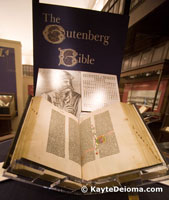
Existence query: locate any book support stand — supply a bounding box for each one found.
[3,157,169,196]
[2,96,169,199]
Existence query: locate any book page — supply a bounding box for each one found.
[0,162,9,182]
[80,118,95,166]
[36,68,81,117]
[122,103,164,165]
[81,72,120,112]
[80,102,164,181]
[11,97,81,179]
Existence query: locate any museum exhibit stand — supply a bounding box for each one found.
[1,0,169,200]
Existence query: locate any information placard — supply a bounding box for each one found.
[33,0,129,88]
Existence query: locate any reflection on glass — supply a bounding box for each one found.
[0,95,12,107]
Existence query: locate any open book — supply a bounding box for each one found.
[4,96,165,186]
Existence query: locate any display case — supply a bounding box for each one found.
[3,156,169,195]
[0,94,16,138]
[120,60,169,114]
[120,60,169,142]
[0,38,24,136]
[0,94,16,117]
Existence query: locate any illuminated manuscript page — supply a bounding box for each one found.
[79,102,164,181]
[10,97,164,182]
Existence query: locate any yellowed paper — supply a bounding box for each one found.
[80,103,164,180]
[10,97,164,182]
[11,97,81,179]
[0,162,9,182]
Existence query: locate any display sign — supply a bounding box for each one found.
[33,0,129,88]
[36,68,120,116]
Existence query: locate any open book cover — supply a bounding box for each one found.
[3,96,165,188]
